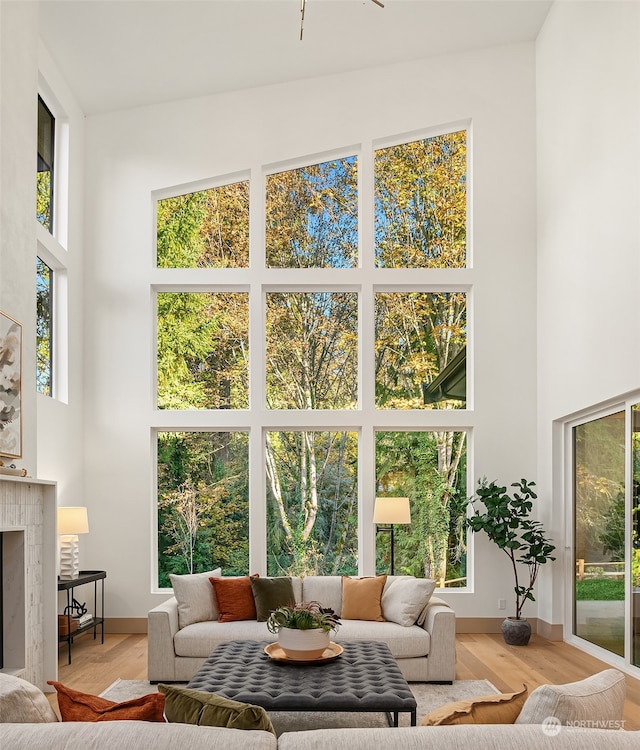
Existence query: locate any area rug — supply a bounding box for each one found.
[101,678,497,733]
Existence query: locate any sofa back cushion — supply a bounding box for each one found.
[515,669,625,726]
[169,568,222,628]
[301,576,342,614]
[0,673,58,723]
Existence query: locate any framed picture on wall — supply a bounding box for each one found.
[0,310,22,459]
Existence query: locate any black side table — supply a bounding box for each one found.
[57,569,106,664]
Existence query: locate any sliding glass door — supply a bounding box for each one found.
[572,401,640,669]
[573,411,625,656]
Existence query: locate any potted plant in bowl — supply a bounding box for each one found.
[466,478,556,645]
[266,601,341,660]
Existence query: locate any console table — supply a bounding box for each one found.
[57,570,106,664]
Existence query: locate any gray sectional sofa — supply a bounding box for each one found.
[147,573,456,683]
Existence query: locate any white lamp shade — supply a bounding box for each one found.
[57,506,89,535]
[373,497,411,525]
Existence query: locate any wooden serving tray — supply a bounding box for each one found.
[264,641,344,664]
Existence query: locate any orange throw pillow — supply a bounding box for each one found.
[210,575,257,622]
[47,681,165,722]
[420,685,528,725]
[341,575,387,621]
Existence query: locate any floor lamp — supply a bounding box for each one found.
[373,497,411,575]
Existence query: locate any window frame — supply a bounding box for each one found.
[151,127,473,592]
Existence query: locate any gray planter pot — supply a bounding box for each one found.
[501,617,531,646]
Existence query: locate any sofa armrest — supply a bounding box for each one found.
[420,596,456,682]
[148,596,179,683]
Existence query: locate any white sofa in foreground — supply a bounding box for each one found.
[147,573,456,683]
[0,668,634,749]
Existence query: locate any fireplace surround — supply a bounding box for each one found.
[0,476,57,689]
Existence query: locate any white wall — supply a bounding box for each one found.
[536,2,640,628]
[82,42,538,619]
[0,2,38,470]
[36,43,87,524]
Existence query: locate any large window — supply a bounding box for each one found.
[154,128,469,586]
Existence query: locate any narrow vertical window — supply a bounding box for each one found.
[37,96,55,233]
[36,257,53,396]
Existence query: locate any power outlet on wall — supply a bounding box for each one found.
[498,598,506,610]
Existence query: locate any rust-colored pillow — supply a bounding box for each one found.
[47,681,165,722]
[210,575,258,622]
[420,685,528,725]
[341,575,387,621]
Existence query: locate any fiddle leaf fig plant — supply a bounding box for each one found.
[466,478,556,620]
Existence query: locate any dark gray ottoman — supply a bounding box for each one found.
[187,639,417,727]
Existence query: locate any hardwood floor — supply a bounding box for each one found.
[51,631,640,729]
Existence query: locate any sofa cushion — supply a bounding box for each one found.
[47,681,165,722]
[210,576,257,622]
[158,684,275,733]
[250,576,296,621]
[170,568,222,628]
[174,619,274,658]
[421,685,528,725]
[0,673,58,723]
[334,619,430,658]
[0,721,279,749]
[301,576,342,614]
[341,575,387,621]
[382,577,436,626]
[515,669,625,726]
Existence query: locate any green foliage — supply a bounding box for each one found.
[575,578,625,601]
[266,158,357,269]
[36,171,52,231]
[266,602,341,634]
[155,135,470,583]
[375,431,466,583]
[157,431,249,587]
[466,478,556,619]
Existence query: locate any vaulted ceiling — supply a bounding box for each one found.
[38,0,552,115]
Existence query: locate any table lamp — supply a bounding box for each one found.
[374,497,411,575]
[58,506,89,580]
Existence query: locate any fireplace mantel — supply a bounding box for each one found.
[0,476,57,689]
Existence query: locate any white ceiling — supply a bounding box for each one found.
[38,0,553,115]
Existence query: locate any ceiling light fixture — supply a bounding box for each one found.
[300,0,384,41]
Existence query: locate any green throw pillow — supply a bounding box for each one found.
[250,576,295,622]
[158,684,275,733]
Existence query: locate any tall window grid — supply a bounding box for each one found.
[153,127,471,588]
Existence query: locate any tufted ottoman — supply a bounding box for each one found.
[187,640,417,727]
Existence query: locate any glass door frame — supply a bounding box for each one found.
[563,395,639,676]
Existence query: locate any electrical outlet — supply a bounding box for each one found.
[498,598,506,610]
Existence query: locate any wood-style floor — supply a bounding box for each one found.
[51,631,640,729]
